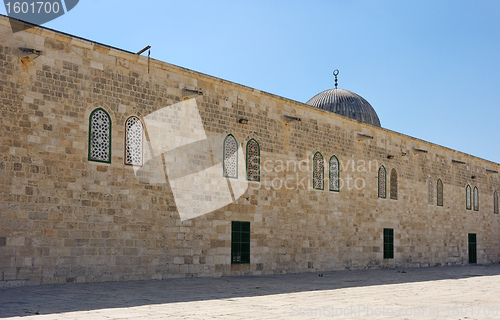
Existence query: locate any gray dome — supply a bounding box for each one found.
[306,88,381,127]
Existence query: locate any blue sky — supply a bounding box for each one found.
[3,0,500,163]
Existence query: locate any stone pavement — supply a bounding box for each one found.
[1,264,500,320]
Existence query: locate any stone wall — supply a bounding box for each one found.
[1,16,499,286]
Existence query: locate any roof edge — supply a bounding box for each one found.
[0,14,498,166]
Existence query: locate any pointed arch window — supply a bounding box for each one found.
[436,179,443,206]
[124,116,143,166]
[494,190,498,214]
[329,155,340,192]
[223,134,238,178]
[466,185,472,210]
[428,178,434,204]
[313,152,324,190]
[473,186,479,211]
[246,139,260,181]
[378,166,386,198]
[88,108,111,163]
[390,168,398,200]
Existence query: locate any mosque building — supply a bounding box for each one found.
[1,15,499,286]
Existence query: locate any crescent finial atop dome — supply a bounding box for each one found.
[333,69,339,89]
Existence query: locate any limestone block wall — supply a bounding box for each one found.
[1,16,499,286]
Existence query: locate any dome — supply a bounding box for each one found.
[306,88,381,127]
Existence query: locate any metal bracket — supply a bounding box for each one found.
[284,115,301,122]
[413,147,428,153]
[357,133,373,140]
[182,88,203,100]
[19,47,42,60]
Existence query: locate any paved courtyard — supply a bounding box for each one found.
[1,264,500,319]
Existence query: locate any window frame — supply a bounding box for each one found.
[329,155,340,192]
[466,185,472,210]
[428,178,434,205]
[88,108,112,164]
[124,115,144,166]
[312,151,324,190]
[378,166,387,199]
[383,228,394,259]
[473,186,479,211]
[390,168,398,200]
[223,134,238,179]
[231,221,250,264]
[468,233,477,264]
[494,190,499,214]
[436,178,443,207]
[245,138,260,182]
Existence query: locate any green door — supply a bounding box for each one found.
[468,233,477,264]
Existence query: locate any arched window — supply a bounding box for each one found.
[124,116,143,166]
[329,155,340,192]
[390,168,398,200]
[473,186,479,211]
[223,134,238,178]
[494,190,499,214]
[88,108,111,163]
[378,166,386,198]
[246,139,260,181]
[466,185,472,210]
[313,152,324,190]
[428,178,434,204]
[436,179,443,206]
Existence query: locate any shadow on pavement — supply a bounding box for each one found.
[1,264,499,318]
